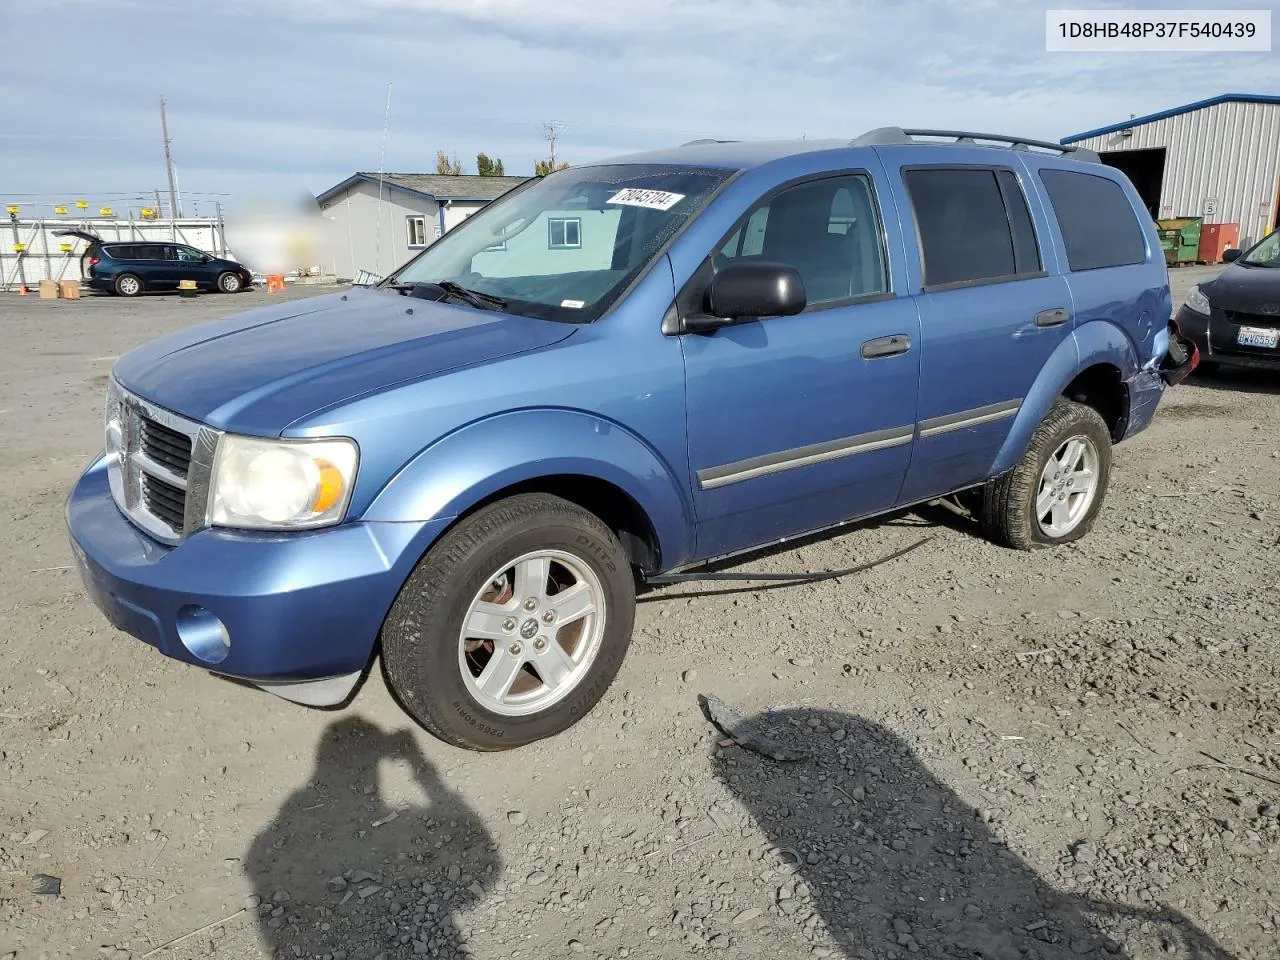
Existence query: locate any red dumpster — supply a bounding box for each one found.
[1198,223,1240,263]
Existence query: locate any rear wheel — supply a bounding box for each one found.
[114,273,143,297]
[217,271,243,294]
[980,399,1111,550]
[381,493,635,750]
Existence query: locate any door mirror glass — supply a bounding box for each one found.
[1222,247,1242,263]
[700,261,806,326]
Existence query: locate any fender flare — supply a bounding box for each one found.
[362,407,696,569]
[990,321,1139,474]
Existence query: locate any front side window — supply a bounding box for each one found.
[407,216,426,248]
[905,167,1043,288]
[715,174,889,305]
[177,246,204,262]
[1240,230,1280,267]
[389,164,733,323]
[1039,169,1146,271]
[548,217,582,249]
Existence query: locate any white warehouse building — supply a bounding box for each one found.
[317,172,529,280]
[1061,93,1280,250]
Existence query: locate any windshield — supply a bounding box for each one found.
[1241,230,1280,267]
[387,163,734,322]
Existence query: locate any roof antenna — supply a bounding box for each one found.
[375,82,393,276]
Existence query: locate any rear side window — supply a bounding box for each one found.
[904,168,1043,289]
[103,245,131,259]
[1039,169,1147,271]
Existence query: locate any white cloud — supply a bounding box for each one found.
[2,0,1277,210]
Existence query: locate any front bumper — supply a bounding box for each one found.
[66,454,446,704]
[1176,304,1280,370]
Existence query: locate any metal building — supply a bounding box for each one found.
[1061,93,1280,249]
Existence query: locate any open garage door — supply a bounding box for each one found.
[1100,148,1165,220]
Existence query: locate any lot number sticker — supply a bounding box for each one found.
[607,188,685,211]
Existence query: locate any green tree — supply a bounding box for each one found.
[476,153,505,177]
[534,159,570,176]
[435,150,463,175]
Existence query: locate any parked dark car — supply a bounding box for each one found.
[1176,229,1280,371]
[53,230,253,297]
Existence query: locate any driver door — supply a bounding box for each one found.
[679,172,922,558]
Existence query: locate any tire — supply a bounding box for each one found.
[217,271,243,294]
[381,493,635,750]
[980,399,1112,550]
[114,273,143,297]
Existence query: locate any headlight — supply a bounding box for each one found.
[208,435,358,530]
[1185,284,1210,315]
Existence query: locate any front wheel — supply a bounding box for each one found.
[381,494,635,750]
[217,271,243,293]
[980,399,1112,550]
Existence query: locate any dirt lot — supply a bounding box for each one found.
[2,272,1277,960]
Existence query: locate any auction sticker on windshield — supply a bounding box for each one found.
[608,188,685,211]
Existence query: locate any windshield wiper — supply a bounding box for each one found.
[438,281,507,310]
[386,280,508,310]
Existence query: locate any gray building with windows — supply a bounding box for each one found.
[316,172,529,280]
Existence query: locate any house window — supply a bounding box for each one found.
[407,216,426,248]
[548,217,581,249]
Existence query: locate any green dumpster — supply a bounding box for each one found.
[1156,217,1203,266]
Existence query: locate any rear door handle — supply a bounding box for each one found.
[1035,307,1069,327]
[861,334,912,359]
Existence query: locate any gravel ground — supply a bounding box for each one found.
[1,270,1277,960]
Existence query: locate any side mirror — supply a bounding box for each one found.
[1222,248,1242,263]
[684,261,806,333]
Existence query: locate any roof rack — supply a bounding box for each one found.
[851,127,1101,163]
[680,138,738,146]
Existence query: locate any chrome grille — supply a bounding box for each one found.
[106,381,214,544]
[139,416,192,478]
[141,473,187,531]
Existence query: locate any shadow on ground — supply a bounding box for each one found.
[245,717,499,958]
[712,708,1235,960]
[1188,365,1280,396]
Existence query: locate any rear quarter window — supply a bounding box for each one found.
[1038,169,1147,271]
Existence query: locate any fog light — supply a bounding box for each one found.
[176,605,230,664]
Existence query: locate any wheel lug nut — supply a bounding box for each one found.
[541,610,554,624]
[508,642,522,656]
[533,637,547,651]
[523,598,538,612]
[502,618,517,632]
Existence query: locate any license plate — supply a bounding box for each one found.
[1237,326,1279,349]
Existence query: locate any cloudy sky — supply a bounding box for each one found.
[2,0,1276,215]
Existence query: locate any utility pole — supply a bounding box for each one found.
[543,121,564,169]
[154,189,164,218]
[160,96,180,219]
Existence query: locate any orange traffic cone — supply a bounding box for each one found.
[18,284,29,296]
[266,274,285,293]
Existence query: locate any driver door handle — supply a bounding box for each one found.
[861,334,912,359]
[1035,307,1069,327]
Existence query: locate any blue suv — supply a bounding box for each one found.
[66,130,1190,749]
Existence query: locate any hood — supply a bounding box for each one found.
[113,289,576,434]
[1202,262,1280,314]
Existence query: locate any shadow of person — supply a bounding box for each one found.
[245,717,499,959]
[711,708,1235,960]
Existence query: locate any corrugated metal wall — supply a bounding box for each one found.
[0,218,227,289]
[1072,100,1280,248]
